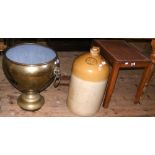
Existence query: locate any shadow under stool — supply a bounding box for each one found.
[93,40,151,108]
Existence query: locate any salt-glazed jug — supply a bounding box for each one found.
[67,46,110,116]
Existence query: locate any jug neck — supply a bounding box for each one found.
[90,46,100,56]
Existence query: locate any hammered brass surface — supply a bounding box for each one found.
[18,92,44,111]
[2,44,59,111]
[3,58,56,92]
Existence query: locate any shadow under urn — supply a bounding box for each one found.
[2,43,61,111]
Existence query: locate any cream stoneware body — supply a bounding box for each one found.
[67,46,110,116]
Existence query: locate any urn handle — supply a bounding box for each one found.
[53,58,61,88]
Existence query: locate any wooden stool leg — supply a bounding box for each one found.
[134,63,154,104]
[145,63,154,87]
[103,63,120,108]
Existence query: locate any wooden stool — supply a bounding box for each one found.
[93,40,151,108]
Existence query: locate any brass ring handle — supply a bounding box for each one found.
[53,76,61,88]
[53,60,61,88]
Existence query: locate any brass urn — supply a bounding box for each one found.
[2,43,61,111]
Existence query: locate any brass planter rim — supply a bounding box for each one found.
[3,42,58,66]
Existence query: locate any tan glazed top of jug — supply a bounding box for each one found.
[72,46,110,82]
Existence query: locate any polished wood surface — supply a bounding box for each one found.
[95,40,150,62]
[103,63,120,108]
[93,39,151,108]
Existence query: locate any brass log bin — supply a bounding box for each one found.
[2,43,61,111]
[67,46,110,116]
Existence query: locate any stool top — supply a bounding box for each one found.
[94,40,150,63]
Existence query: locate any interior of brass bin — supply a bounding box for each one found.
[2,43,60,111]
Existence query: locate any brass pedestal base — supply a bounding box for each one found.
[17,92,44,111]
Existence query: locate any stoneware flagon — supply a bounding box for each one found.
[2,43,61,111]
[67,46,110,116]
